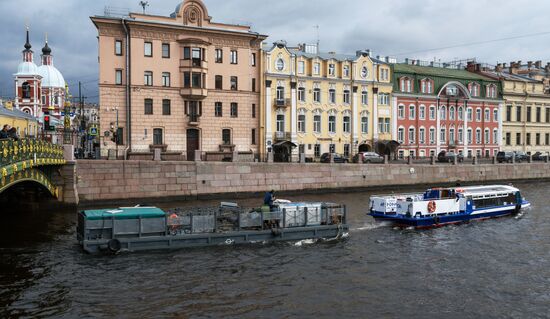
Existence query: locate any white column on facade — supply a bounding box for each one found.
[391,96,398,140]
[290,81,298,161]
[265,80,273,153]
[436,103,441,155]
[352,86,359,154]
[498,103,503,150]
[463,101,469,154]
[373,89,379,140]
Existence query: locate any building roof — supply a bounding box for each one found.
[478,69,540,83]
[15,61,39,76]
[0,103,39,122]
[393,63,496,82]
[37,65,65,88]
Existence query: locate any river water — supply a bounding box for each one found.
[1,181,550,318]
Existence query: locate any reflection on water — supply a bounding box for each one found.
[1,182,550,318]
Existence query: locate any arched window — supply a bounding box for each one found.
[493,109,499,122]
[313,114,321,133]
[449,106,455,120]
[398,127,405,143]
[458,107,464,120]
[476,108,482,122]
[298,114,306,133]
[467,108,473,121]
[343,116,351,133]
[408,127,415,144]
[328,115,336,133]
[467,128,473,144]
[440,106,446,120]
[493,129,498,144]
[484,129,490,144]
[419,105,426,119]
[440,126,446,143]
[409,105,415,120]
[484,109,490,122]
[419,127,425,144]
[361,116,368,134]
[22,82,31,99]
[476,128,482,144]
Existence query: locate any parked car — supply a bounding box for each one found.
[496,151,528,163]
[353,152,385,163]
[320,153,349,163]
[437,150,464,163]
[532,152,549,161]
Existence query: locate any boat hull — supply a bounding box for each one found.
[369,202,530,229]
[81,224,349,254]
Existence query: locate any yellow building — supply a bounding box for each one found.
[261,42,392,161]
[0,100,40,138]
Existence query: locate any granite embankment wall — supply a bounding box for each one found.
[74,160,550,203]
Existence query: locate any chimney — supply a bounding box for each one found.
[535,60,542,69]
[467,61,476,72]
[495,63,503,72]
[528,61,533,68]
[503,63,507,68]
[509,61,519,74]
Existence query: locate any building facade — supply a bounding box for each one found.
[392,62,503,159]
[261,42,393,161]
[0,100,39,138]
[470,62,550,153]
[91,0,266,159]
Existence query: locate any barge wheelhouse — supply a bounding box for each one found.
[368,185,530,228]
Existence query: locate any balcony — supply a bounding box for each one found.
[188,113,201,126]
[180,58,208,71]
[180,87,208,99]
[274,98,291,108]
[274,132,291,141]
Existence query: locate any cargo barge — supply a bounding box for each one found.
[77,201,348,253]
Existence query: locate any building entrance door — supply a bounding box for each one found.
[186,129,200,161]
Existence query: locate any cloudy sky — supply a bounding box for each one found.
[1,0,550,102]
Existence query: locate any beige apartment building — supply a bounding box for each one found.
[91,0,266,159]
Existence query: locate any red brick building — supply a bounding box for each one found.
[391,62,503,159]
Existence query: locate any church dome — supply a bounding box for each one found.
[37,65,65,88]
[15,61,39,76]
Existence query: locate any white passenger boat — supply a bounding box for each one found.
[368,185,530,228]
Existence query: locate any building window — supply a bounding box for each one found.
[343,65,350,77]
[378,94,389,105]
[115,70,123,85]
[546,133,549,145]
[467,129,473,144]
[162,72,170,87]
[230,76,238,90]
[458,128,464,143]
[429,128,435,144]
[298,61,305,74]
[493,109,499,122]
[546,108,550,123]
[343,90,350,104]
[222,129,232,145]
[215,49,223,63]
[536,107,541,122]
[418,106,425,120]
[252,104,256,118]
[469,83,479,97]
[441,128,447,143]
[380,68,389,81]
[328,116,336,133]
[484,129,490,144]
[215,102,222,117]
[467,108,473,121]
[162,43,170,58]
[526,133,531,145]
[429,106,436,120]
[506,132,511,145]
[361,90,368,105]
[115,40,123,56]
[252,78,256,92]
[215,75,223,90]
[162,99,171,115]
[516,105,522,122]
[22,82,31,99]
[343,116,350,133]
[344,144,350,158]
[328,64,335,76]
[536,133,541,145]
[475,129,481,144]
[314,144,321,157]
[313,88,321,103]
[144,41,152,57]
[298,114,306,133]
[527,106,532,122]
[276,86,285,101]
[440,106,446,120]
[361,116,368,134]
[183,47,191,59]
[251,129,256,145]
[397,105,405,119]
[313,62,320,75]
[408,127,415,144]
[419,128,425,144]
[144,98,153,115]
[409,105,415,120]
[506,105,512,122]
[450,128,455,143]
[144,71,153,86]
[458,107,464,120]
[314,115,321,133]
[230,50,238,64]
[484,109,490,122]
[153,128,163,145]
[192,73,202,88]
[329,88,336,104]
[230,103,238,117]
[400,77,412,92]
[398,127,404,143]
[449,106,455,120]
[251,53,256,66]
[276,114,285,133]
[276,59,285,71]
[516,132,521,145]
[298,87,306,102]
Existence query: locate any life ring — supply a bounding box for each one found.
[427,201,437,213]
[108,239,121,253]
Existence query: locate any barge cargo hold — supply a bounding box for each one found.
[368,185,530,228]
[77,201,348,253]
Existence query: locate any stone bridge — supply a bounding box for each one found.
[0,139,78,204]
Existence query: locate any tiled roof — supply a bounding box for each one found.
[393,63,497,82]
[0,105,39,121]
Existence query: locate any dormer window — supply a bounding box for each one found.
[469,82,480,97]
[313,62,320,75]
[420,79,433,94]
[400,77,412,93]
[486,84,497,98]
[328,63,335,76]
[343,65,350,77]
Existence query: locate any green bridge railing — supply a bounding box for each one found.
[1,139,66,195]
